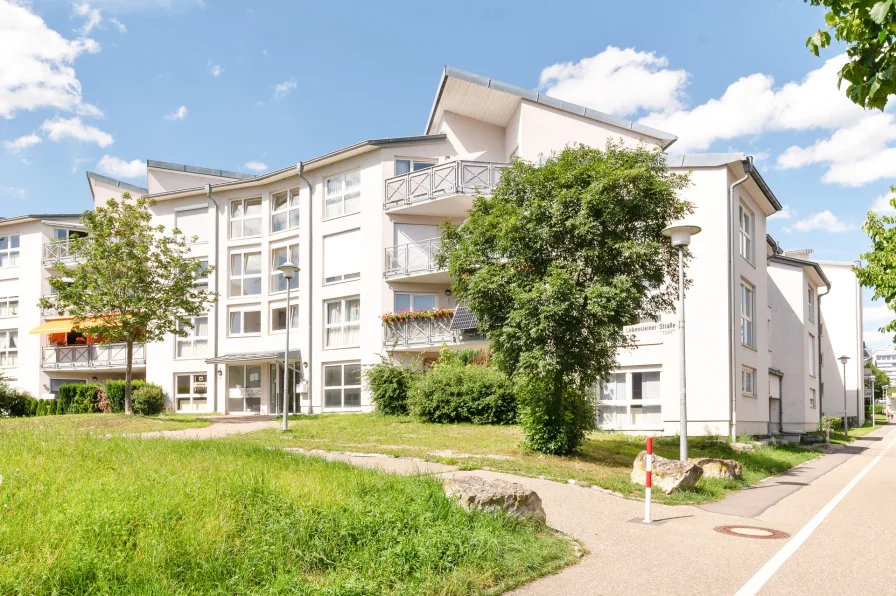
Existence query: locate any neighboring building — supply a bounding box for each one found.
[873,347,896,387]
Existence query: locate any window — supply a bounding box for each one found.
[229,306,261,336]
[739,204,754,264]
[808,334,816,376]
[230,250,262,296]
[325,298,360,348]
[53,228,86,242]
[0,297,18,318]
[0,235,20,268]
[176,316,208,359]
[323,362,362,409]
[598,370,662,428]
[271,303,299,332]
[742,367,757,396]
[271,188,301,233]
[195,259,209,292]
[323,230,360,284]
[394,293,436,313]
[324,172,360,219]
[227,365,261,413]
[808,286,815,323]
[50,378,83,393]
[175,206,209,244]
[270,243,300,293]
[740,282,755,348]
[0,330,17,366]
[230,198,262,238]
[810,388,817,409]
[175,373,208,412]
[395,159,436,175]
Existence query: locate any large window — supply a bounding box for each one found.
[323,230,360,284]
[227,365,261,413]
[176,316,208,359]
[0,296,18,318]
[230,250,262,296]
[395,158,436,175]
[0,330,18,366]
[175,206,209,244]
[808,286,815,323]
[598,370,661,428]
[175,373,208,412]
[324,172,360,220]
[271,303,299,333]
[271,188,300,233]
[0,235,20,268]
[325,298,360,348]
[270,243,300,293]
[394,293,436,313]
[230,198,262,239]
[742,366,757,396]
[740,282,755,348]
[739,204,754,264]
[323,362,362,409]
[808,334,816,376]
[229,306,261,336]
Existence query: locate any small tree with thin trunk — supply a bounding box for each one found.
[39,195,216,414]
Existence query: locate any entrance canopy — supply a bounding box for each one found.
[206,350,301,365]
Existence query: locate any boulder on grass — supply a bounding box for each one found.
[631,451,703,494]
[443,476,546,522]
[730,442,755,453]
[689,457,743,480]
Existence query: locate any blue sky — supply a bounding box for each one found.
[1,0,894,346]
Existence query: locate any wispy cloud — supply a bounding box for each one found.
[40,117,113,147]
[243,161,267,172]
[109,16,126,32]
[72,2,102,34]
[209,62,223,77]
[3,133,42,153]
[768,204,793,221]
[164,105,188,120]
[96,155,145,179]
[273,78,296,100]
[869,190,896,216]
[2,186,27,199]
[785,210,856,234]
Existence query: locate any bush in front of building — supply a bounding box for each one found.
[58,384,100,414]
[104,380,148,413]
[0,386,39,417]
[131,384,166,416]
[364,355,421,416]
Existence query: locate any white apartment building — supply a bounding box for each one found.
[873,347,896,387]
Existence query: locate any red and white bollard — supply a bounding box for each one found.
[643,437,653,524]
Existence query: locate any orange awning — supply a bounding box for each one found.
[29,318,75,335]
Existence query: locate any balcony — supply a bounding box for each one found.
[42,239,84,267]
[42,342,146,370]
[40,295,66,318]
[384,160,508,216]
[383,237,450,283]
[382,310,485,350]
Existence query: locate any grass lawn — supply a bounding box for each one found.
[0,413,211,435]
[0,423,576,595]
[828,418,890,444]
[230,414,820,505]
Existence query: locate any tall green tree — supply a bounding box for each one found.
[40,195,216,414]
[804,0,896,110]
[868,363,890,398]
[857,185,896,341]
[439,143,691,455]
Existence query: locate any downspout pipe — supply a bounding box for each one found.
[205,183,221,413]
[297,162,314,415]
[817,283,831,428]
[778,374,784,434]
[728,157,752,442]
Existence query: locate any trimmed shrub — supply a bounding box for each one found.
[58,384,100,414]
[408,362,516,425]
[515,372,596,455]
[364,355,421,416]
[0,386,38,417]
[132,384,165,416]
[104,380,148,413]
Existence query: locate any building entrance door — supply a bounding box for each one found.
[269,363,301,415]
[226,364,262,413]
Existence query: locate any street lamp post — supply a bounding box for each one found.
[839,355,850,436]
[871,377,876,428]
[662,221,702,461]
[278,261,300,432]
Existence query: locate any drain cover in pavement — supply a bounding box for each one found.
[714,525,789,540]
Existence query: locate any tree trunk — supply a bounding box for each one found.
[124,340,133,415]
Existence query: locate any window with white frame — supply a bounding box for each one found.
[740,282,755,348]
[324,172,360,219]
[0,297,18,318]
[230,250,262,296]
[810,387,817,409]
[598,370,662,428]
[323,362,362,409]
[739,204,754,264]
[229,198,262,239]
[271,303,299,333]
[742,366,757,396]
[175,373,208,412]
[229,306,261,336]
[271,188,300,233]
[175,206,209,244]
[808,286,815,322]
[394,293,436,313]
[325,298,360,348]
[0,235,20,268]
[176,315,208,359]
[0,330,18,366]
[395,158,437,175]
[323,230,360,284]
[270,243,300,293]
[808,334,816,376]
[195,259,209,292]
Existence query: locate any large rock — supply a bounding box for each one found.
[631,451,703,494]
[689,457,743,480]
[443,476,546,522]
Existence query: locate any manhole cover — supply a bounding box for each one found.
[714,525,789,540]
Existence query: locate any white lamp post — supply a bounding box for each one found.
[662,221,702,461]
[278,261,300,431]
[839,355,850,436]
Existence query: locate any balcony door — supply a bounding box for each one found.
[394,224,439,274]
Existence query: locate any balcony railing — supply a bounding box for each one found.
[42,342,146,370]
[42,239,84,266]
[384,160,508,210]
[384,237,443,278]
[40,294,65,318]
[383,316,456,348]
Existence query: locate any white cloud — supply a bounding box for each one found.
[2,186,26,198]
[768,204,793,221]
[164,105,187,120]
[785,210,856,233]
[273,79,296,100]
[96,154,145,179]
[72,3,102,34]
[209,63,223,77]
[109,17,126,32]
[243,161,267,172]
[870,190,896,215]
[3,133,41,152]
[538,46,688,117]
[864,305,895,325]
[864,329,892,350]
[40,116,113,147]
[0,1,102,119]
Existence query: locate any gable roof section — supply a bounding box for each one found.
[668,153,782,213]
[0,213,83,228]
[146,160,257,181]
[425,66,678,148]
[86,171,148,201]
[769,254,832,290]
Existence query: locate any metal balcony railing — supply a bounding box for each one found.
[42,239,84,266]
[384,237,443,278]
[383,316,457,348]
[42,342,146,369]
[384,160,508,210]
[40,295,65,317]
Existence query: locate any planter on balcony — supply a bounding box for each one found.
[382,309,456,348]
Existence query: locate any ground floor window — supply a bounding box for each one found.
[742,366,757,396]
[809,387,817,409]
[323,362,361,409]
[598,370,661,428]
[175,373,208,412]
[0,329,18,366]
[49,378,84,394]
[227,365,261,412]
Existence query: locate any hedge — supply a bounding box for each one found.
[104,380,148,413]
[0,386,39,417]
[57,384,100,414]
[408,361,516,425]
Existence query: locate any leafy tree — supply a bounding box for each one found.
[804,0,896,109]
[40,195,216,414]
[439,143,691,455]
[868,363,890,398]
[858,185,896,341]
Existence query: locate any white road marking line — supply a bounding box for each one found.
[735,433,896,596]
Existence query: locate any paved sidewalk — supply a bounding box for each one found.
[136,415,279,439]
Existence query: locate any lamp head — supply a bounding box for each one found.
[839,355,851,365]
[662,221,702,248]
[278,261,299,279]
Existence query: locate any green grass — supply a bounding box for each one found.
[230,414,820,505]
[0,413,211,435]
[0,423,576,595]
[828,418,890,444]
